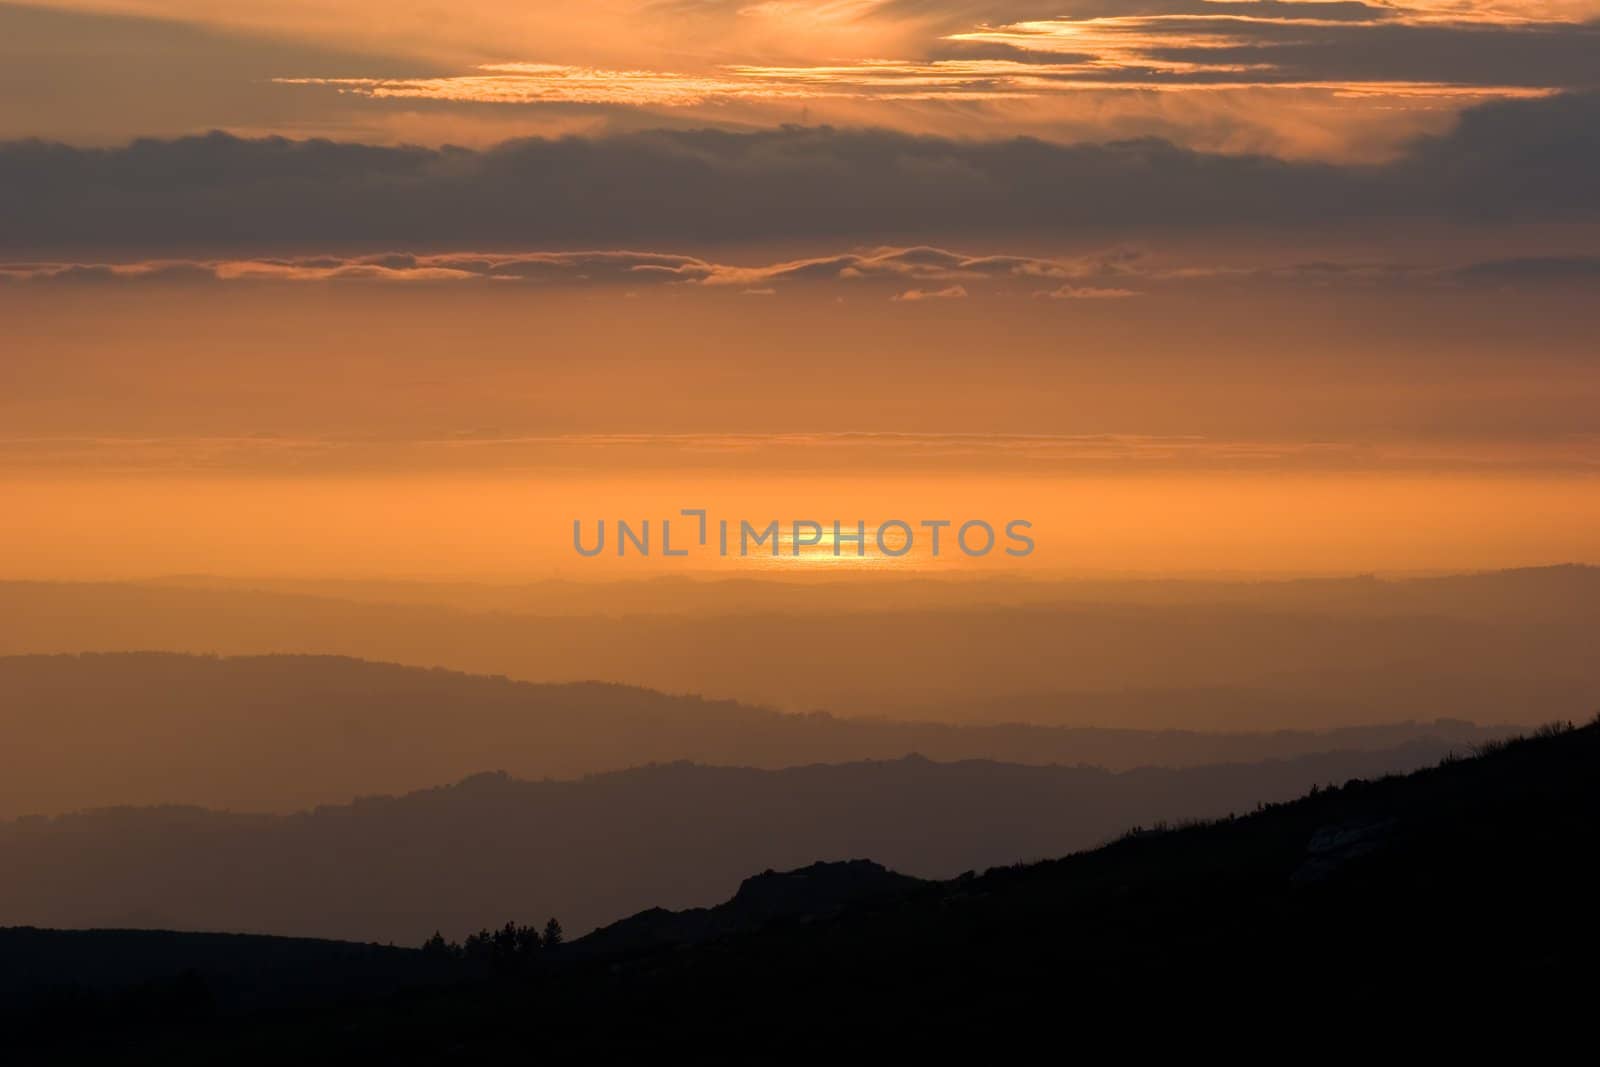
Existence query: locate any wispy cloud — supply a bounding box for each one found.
[892,284,970,300]
[1037,284,1140,300]
[274,1,1598,109]
[0,246,1132,289]
[13,1,1598,157]
[6,245,1595,295]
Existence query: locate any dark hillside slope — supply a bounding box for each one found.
[596,716,1598,1046]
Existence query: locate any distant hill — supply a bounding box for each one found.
[9,716,1597,1059]
[2,567,1596,727]
[120,564,1600,621]
[0,652,1514,818]
[1,739,1479,942]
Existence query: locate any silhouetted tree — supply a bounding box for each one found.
[492,922,519,962]
[462,928,495,965]
[422,920,551,974]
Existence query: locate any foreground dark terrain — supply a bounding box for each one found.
[7,714,1597,1060]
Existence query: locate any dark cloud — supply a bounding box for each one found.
[1125,21,1600,89]
[1,92,1596,252]
[923,40,1098,64]
[865,0,1394,25]
[658,2,1599,91]
[1452,255,1600,285]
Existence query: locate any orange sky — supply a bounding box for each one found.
[3,275,1596,580]
[3,471,1598,579]
[3,1,1597,583]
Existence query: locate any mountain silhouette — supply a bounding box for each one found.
[8,715,1596,1058]
[3,567,1596,728]
[0,742,1467,942]
[0,651,1517,818]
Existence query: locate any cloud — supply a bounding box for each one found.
[5,244,1595,299]
[274,2,1599,104]
[1450,254,1600,284]
[1,91,1595,252]
[11,1,1598,158]
[268,2,1593,103]
[892,284,969,300]
[937,2,1600,91]
[1038,284,1140,299]
[0,246,1139,290]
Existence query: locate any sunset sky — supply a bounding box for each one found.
[3,0,1597,578]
